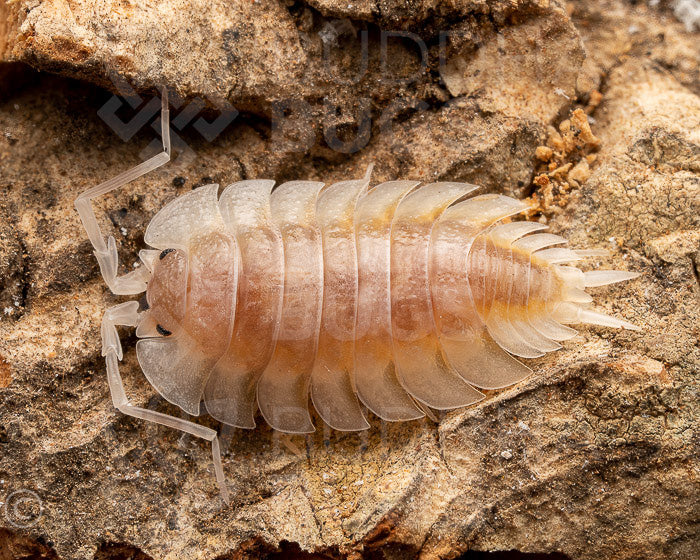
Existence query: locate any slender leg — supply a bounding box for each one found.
[75,89,172,295]
[102,302,230,503]
[413,399,439,423]
[280,434,304,457]
[218,424,237,454]
[358,424,368,453]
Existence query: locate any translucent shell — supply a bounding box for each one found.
[389,182,484,409]
[431,194,534,389]
[144,184,225,250]
[257,181,325,433]
[136,178,641,432]
[354,181,424,421]
[204,180,283,429]
[311,176,371,431]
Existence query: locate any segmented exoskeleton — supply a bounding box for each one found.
[75,92,640,502]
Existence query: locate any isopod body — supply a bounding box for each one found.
[135,174,640,434]
[75,91,639,501]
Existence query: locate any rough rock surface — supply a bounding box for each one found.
[0,1,698,559]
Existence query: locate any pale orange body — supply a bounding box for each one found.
[133,177,636,435]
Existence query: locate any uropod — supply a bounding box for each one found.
[75,91,640,502]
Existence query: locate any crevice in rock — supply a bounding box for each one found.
[434,425,456,478]
[458,552,572,560]
[0,529,583,560]
[0,528,59,560]
[93,542,154,560]
[17,235,29,318]
[689,251,700,290]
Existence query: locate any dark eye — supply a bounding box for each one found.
[156,324,172,336]
[159,248,176,260]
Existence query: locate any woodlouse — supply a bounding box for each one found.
[75,92,640,502]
